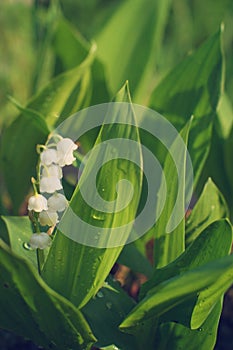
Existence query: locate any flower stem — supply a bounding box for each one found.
[32,212,45,275]
[37,249,45,275]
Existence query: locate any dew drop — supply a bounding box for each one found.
[97,290,104,298]
[23,242,32,250]
[92,213,105,221]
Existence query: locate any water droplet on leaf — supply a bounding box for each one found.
[97,290,104,298]
[92,213,105,221]
[23,242,32,250]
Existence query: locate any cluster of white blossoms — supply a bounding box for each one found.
[28,136,78,249]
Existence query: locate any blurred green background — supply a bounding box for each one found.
[1,0,233,214]
[0,0,232,127]
[0,1,233,349]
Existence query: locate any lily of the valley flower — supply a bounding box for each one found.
[47,192,68,212]
[38,210,59,226]
[40,149,58,166]
[56,138,78,167]
[40,176,63,193]
[28,194,48,212]
[42,164,63,179]
[29,232,52,249]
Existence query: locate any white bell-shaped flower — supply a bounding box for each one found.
[29,232,52,249]
[42,164,63,179]
[56,138,78,167]
[47,192,68,212]
[28,194,48,212]
[40,176,62,193]
[40,149,58,166]
[38,210,58,226]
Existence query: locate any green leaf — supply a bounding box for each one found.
[121,220,232,330]
[152,118,192,268]
[52,18,90,72]
[141,219,232,297]
[1,40,109,211]
[120,253,233,331]
[155,301,222,350]
[1,216,36,267]
[149,28,224,186]
[96,0,172,102]
[42,83,143,308]
[0,110,49,212]
[82,277,137,350]
[0,240,95,350]
[185,178,229,245]
[28,46,104,127]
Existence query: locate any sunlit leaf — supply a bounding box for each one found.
[185,178,228,245]
[42,83,143,308]
[96,0,172,102]
[121,220,232,330]
[150,28,224,186]
[1,216,36,267]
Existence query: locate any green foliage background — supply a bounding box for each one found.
[0,1,233,350]
[0,0,233,211]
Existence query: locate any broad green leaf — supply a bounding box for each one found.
[141,219,232,298]
[53,18,90,72]
[120,251,233,331]
[1,216,36,267]
[186,178,228,245]
[121,220,232,330]
[0,110,49,212]
[82,277,137,350]
[96,0,171,102]
[149,28,224,186]
[27,46,102,127]
[0,240,95,350]
[42,84,143,308]
[155,301,222,350]
[152,118,192,268]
